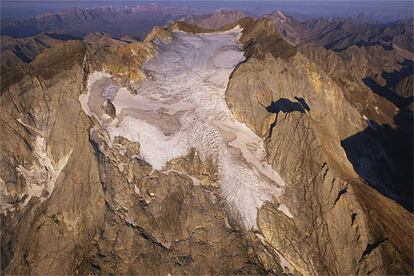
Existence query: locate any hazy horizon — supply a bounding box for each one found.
[2,0,413,21]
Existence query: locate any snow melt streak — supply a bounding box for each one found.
[84,27,288,230]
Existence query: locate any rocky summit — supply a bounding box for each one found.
[0,4,413,275]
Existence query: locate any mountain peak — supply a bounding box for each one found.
[181,9,247,30]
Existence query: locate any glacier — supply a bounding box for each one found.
[81,26,290,230]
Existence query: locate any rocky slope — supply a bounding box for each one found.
[1,16,413,275]
[303,17,413,53]
[297,42,413,210]
[1,33,81,65]
[268,12,413,112]
[225,18,413,274]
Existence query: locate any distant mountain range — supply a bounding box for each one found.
[1,4,194,39]
[2,5,413,52]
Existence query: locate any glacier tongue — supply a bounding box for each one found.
[82,26,288,230]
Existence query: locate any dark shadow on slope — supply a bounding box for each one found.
[341,109,413,212]
[46,32,82,41]
[266,97,310,114]
[12,46,32,63]
[355,40,393,50]
[363,77,413,108]
[363,60,414,108]
[294,96,311,111]
[265,97,310,141]
[382,59,413,88]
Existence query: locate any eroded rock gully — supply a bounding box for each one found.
[0,19,412,275]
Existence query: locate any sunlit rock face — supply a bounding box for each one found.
[81,27,288,230]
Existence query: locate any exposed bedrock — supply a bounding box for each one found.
[225,18,413,274]
[1,41,106,274]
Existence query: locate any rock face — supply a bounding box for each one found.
[226,18,413,274]
[298,43,413,212]
[269,13,413,199]
[262,13,413,106]
[0,39,105,274]
[1,15,413,276]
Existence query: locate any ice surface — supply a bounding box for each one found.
[81,26,291,229]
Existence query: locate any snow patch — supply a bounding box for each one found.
[278,203,294,218]
[134,184,141,195]
[15,136,72,208]
[79,71,112,118]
